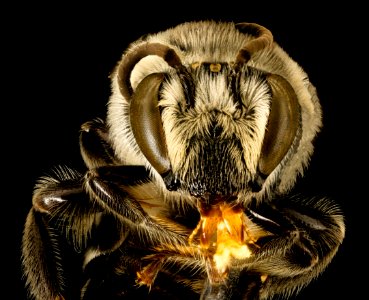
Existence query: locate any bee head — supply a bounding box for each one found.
[108,21,320,205]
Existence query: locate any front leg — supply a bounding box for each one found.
[83,164,188,247]
[22,119,188,299]
[80,118,189,247]
[240,195,345,299]
[22,166,188,300]
[22,167,119,300]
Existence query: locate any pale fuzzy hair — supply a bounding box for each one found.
[159,68,271,178]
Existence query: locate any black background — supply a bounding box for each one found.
[7,2,365,299]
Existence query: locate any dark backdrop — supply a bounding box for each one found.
[8,3,364,299]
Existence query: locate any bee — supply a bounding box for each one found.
[21,20,345,300]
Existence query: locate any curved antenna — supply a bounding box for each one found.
[235,23,274,65]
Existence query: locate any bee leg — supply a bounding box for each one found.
[84,165,153,224]
[80,119,185,242]
[80,119,155,231]
[79,118,120,169]
[136,244,204,288]
[84,165,187,246]
[22,169,91,300]
[244,196,345,299]
[22,166,131,300]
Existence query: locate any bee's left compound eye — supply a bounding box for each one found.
[116,43,184,183]
[130,73,171,176]
[258,74,301,177]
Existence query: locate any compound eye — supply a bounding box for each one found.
[258,74,301,177]
[130,73,171,177]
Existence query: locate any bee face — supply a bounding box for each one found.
[160,64,272,198]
